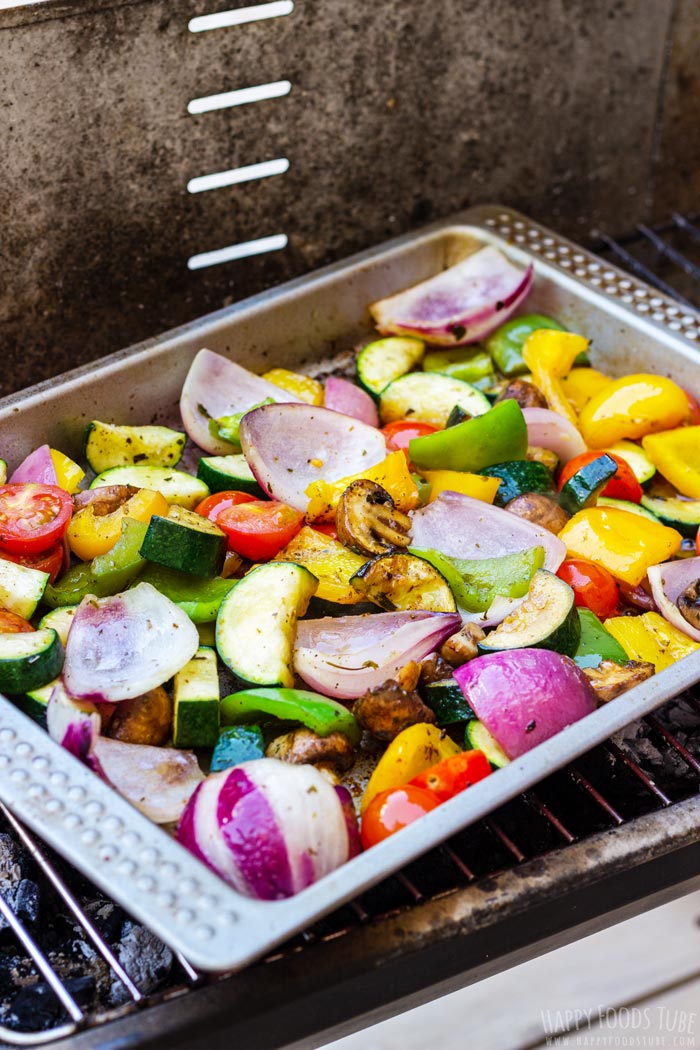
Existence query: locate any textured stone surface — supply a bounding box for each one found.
[0,0,682,393]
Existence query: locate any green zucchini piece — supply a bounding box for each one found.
[559,453,617,515]
[350,552,457,612]
[604,442,656,484]
[640,494,700,537]
[137,564,236,623]
[197,621,216,646]
[220,686,361,745]
[356,337,425,397]
[409,399,527,472]
[479,460,555,507]
[0,560,49,619]
[15,680,55,728]
[423,347,495,386]
[0,460,6,485]
[445,405,470,428]
[196,454,265,496]
[140,506,226,577]
[411,546,545,613]
[216,562,317,687]
[379,372,490,428]
[38,606,78,646]
[574,608,628,669]
[173,647,220,747]
[210,725,265,772]
[0,630,63,694]
[477,570,581,657]
[90,465,209,509]
[84,421,186,473]
[422,679,475,725]
[485,314,568,377]
[598,497,660,522]
[209,399,274,451]
[465,720,510,768]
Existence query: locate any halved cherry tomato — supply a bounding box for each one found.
[696,527,700,558]
[0,609,34,633]
[410,749,491,802]
[0,484,72,556]
[381,420,439,463]
[0,543,64,584]
[556,558,619,620]
[685,389,700,426]
[360,785,440,849]
[557,451,642,504]
[312,522,339,540]
[195,491,258,521]
[212,500,304,561]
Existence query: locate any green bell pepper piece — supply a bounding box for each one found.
[220,687,361,745]
[210,398,275,450]
[423,348,495,386]
[574,608,628,668]
[137,564,236,622]
[43,517,148,608]
[410,546,545,612]
[210,725,265,772]
[409,399,528,472]
[485,314,569,376]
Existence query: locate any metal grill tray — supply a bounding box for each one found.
[2,204,700,973]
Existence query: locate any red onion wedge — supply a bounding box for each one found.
[648,558,700,642]
[47,681,103,774]
[63,583,199,702]
[94,738,204,825]
[455,648,597,759]
[176,758,356,898]
[240,403,387,512]
[9,444,58,486]
[410,491,566,571]
[370,247,534,347]
[522,408,587,465]
[180,349,299,455]
[324,376,379,427]
[294,610,461,699]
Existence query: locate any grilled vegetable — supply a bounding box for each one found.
[647,558,700,641]
[522,330,589,428]
[67,488,169,560]
[94,737,203,825]
[275,526,368,604]
[90,466,209,510]
[505,493,570,534]
[306,450,418,523]
[439,622,486,665]
[356,336,425,397]
[521,407,586,465]
[423,346,495,386]
[598,497,659,522]
[361,722,461,812]
[352,678,436,740]
[173,647,220,748]
[324,376,379,426]
[494,378,547,409]
[410,747,492,800]
[580,375,690,448]
[140,506,227,577]
[107,685,173,746]
[351,552,457,612]
[210,725,265,773]
[464,720,510,768]
[479,460,555,507]
[196,454,265,497]
[558,453,618,514]
[419,470,500,505]
[0,558,49,619]
[411,545,544,613]
[485,313,568,376]
[582,659,655,702]
[0,630,63,694]
[604,441,656,484]
[266,728,356,771]
[137,564,236,622]
[603,611,700,671]
[379,373,490,428]
[422,678,476,725]
[477,570,580,657]
[84,421,186,473]
[221,686,361,743]
[408,399,527,472]
[361,785,440,848]
[335,479,411,556]
[573,608,628,668]
[558,507,682,586]
[640,494,700,537]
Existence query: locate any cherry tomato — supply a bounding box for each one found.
[0,610,35,633]
[381,421,439,461]
[557,451,642,504]
[409,750,491,802]
[196,491,258,521]
[696,527,700,558]
[312,522,339,540]
[556,558,619,620]
[0,543,65,584]
[685,389,700,426]
[360,785,440,849]
[213,500,304,561]
[0,484,72,556]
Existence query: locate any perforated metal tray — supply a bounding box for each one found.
[1,205,699,972]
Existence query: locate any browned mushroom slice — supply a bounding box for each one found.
[440,622,486,667]
[582,659,655,703]
[352,679,436,741]
[335,479,411,556]
[73,485,140,517]
[505,492,570,534]
[677,580,700,631]
[350,552,457,612]
[265,728,356,772]
[419,651,456,685]
[495,379,548,409]
[106,685,173,745]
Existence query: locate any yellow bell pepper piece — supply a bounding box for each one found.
[50,449,85,494]
[305,451,419,522]
[522,330,589,428]
[560,367,612,413]
[67,489,169,561]
[578,374,689,449]
[361,723,461,813]
[642,426,700,498]
[274,526,367,604]
[558,507,681,586]
[262,368,324,406]
[604,612,700,672]
[421,470,500,504]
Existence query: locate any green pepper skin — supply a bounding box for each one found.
[220,687,361,745]
[411,546,545,612]
[574,608,628,668]
[485,314,567,376]
[210,725,265,772]
[423,348,495,386]
[409,399,528,472]
[43,518,149,608]
[138,564,236,622]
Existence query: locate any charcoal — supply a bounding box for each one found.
[83,899,126,943]
[8,974,94,1032]
[109,921,173,1005]
[0,833,40,940]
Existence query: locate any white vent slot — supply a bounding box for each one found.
[187,158,289,194]
[187,233,288,270]
[188,80,291,115]
[189,2,294,32]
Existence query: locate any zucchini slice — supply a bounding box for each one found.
[90,465,209,509]
[479,460,555,507]
[356,337,425,397]
[210,725,265,772]
[15,679,55,728]
[216,562,318,687]
[605,441,656,484]
[465,720,510,768]
[559,453,617,515]
[379,373,491,428]
[598,497,660,523]
[0,630,63,695]
[350,552,457,612]
[477,570,581,657]
[140,506,226,577]
[0,559,49,620]
[38,606,79,646]
[423,679,475,725]
[84,421,186,473]
[196,454,265,497]
[173,647,220,748]
[640,494,700,537]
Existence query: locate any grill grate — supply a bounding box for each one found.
[1,217,700,1044]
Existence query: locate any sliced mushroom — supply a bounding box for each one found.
[265,728,355,771]
[677,580,700,631]
[336,479,411,556]
[73,485,140,517]
[495,379,548,409]
[440,622,486,666]
[106,685,173,746]
[527,445,560,473]
[505,492,570,534]
[419,651,455,685]
[352,679,436,741]
[582,660,655,703]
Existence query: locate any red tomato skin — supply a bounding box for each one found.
[685,390,700,426]
[696,528,700,558]
[0,609,35,633]
[312,522,339,540]
[361,786,440,849]
[0,484,72,556]
[196,491,258,520]
[0,543,64,584]
[381,421,439,458]
[214,500,304,561]
[556,558,619,620]
[410,750,491,802]
[558,452,642,504]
